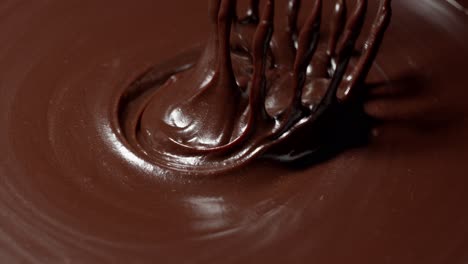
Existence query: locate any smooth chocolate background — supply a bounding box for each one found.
[1,0,468,263]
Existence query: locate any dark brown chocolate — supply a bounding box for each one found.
[121,0,391,175]
[1,0,468,263]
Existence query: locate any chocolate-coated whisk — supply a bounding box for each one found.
[210,0,391,135]
[132,0,393,172]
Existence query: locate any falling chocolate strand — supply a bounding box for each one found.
[216,0,236,84]
[249,0,274,124]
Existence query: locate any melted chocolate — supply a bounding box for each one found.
[124,0,391,174]
[1,0,468,263]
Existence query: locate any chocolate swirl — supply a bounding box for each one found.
[118,0,391,174]
[2,0,468,263]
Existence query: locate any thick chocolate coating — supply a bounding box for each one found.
[1,0,468,263]
[127,0,391,174]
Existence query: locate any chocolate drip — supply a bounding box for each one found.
[126,0,393,174]
[3,0,468,262]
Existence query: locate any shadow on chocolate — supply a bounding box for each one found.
[269,71,459,170]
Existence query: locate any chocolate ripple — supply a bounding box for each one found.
[117,0,391,175]
[1,0,468,263]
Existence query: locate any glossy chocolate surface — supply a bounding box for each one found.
[125,0,391,174]
[1,0,468,263]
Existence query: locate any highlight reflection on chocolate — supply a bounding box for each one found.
[121,0,391,174]
[1,0,468,263]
